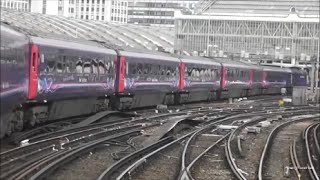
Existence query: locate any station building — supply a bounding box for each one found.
[1,0,29,11]
[174,0,319,66]
[127,0,198,27]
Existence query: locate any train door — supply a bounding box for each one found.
[28,44,39,99]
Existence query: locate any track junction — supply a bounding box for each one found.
[0,96,319,180]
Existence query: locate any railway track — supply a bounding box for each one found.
[305,123,320,180]
[0,106,235,180]
[1,98,319,180]
[258,115,320,180]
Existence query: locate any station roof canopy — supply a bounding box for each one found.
[0,8,175,52]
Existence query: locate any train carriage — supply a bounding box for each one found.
[214,58,252,99]
[113,50,180,110]
[262,66,291,95]
[0,24,29,137]
[176,56,221,104]
[0,23,118,137]
[29,37,117,122]
[238,62,264,97]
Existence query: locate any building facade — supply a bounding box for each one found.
[174,11,320,65]
[1,0,29,11]
[127,0,197,27]
[29,0,128,23]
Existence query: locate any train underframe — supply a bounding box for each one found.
[0,86,289,138]
[0,96,109,138]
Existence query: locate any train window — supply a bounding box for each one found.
[105,61,112,74]
[129,63,136,75]
[144,64,150,75]
[174,67,178,76]
[166,66,171,76]
[151,64,157,75]
[83,60,92,73]
[76,59,83,73]
[98,60,105,74]
[137,63,143,75]
[92,59,98,74]
[160,65,165,76]
[56,62,63,73]
[46,60,55,73]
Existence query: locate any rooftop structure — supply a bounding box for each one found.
[127,0,198,27]
[175,0,320,65]
[1,8,175,52]
[197,0,320,18]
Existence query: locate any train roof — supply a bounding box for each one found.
[178,55,221,66]
[289,68,308,74]
[209,57,251,69]
[261,65,291,73]
[30,36,116,55]
[118,48,180,62]
[237,61,263,70]
[1,22,116,55]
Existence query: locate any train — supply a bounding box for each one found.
[0,23,308,138]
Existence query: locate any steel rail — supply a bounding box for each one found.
[290,140,301,179]
[115,131,195,180]
[258,115,320,180]
[97,136,174,180]
[184,132,231,180]
[305,123,320,180]
[0,124,145,179]
[0,110,207,161]
[97,111,244,180]
[177,111,268,180]
[226,116,269,180]
[29,130,142,180]
[314,124,320,156]
[0,123,143,163]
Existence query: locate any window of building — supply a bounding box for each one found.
[58,7,63,11]
[81,15,84,18]
[96,8,99,12]
[112,1,114,5]
[81,0,84,3]
[81,7,84,11]
[121,2,124,6]
[101,16,104,20]
[102,0,105,4]
[111,17,114,21]
[91,15,94,20]
[112,9,114,13]
[102,8,104,12]
[86,7,89,11]
[97,0,100,4]
[124,18,126,22]
[86,15,89,19]
[91,7,94,11]
[92,0,94,3]
[96,16,99,20]
[87,0,89,3]
[71,8,74,13]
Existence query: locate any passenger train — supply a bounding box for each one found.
[0,23,308,138]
